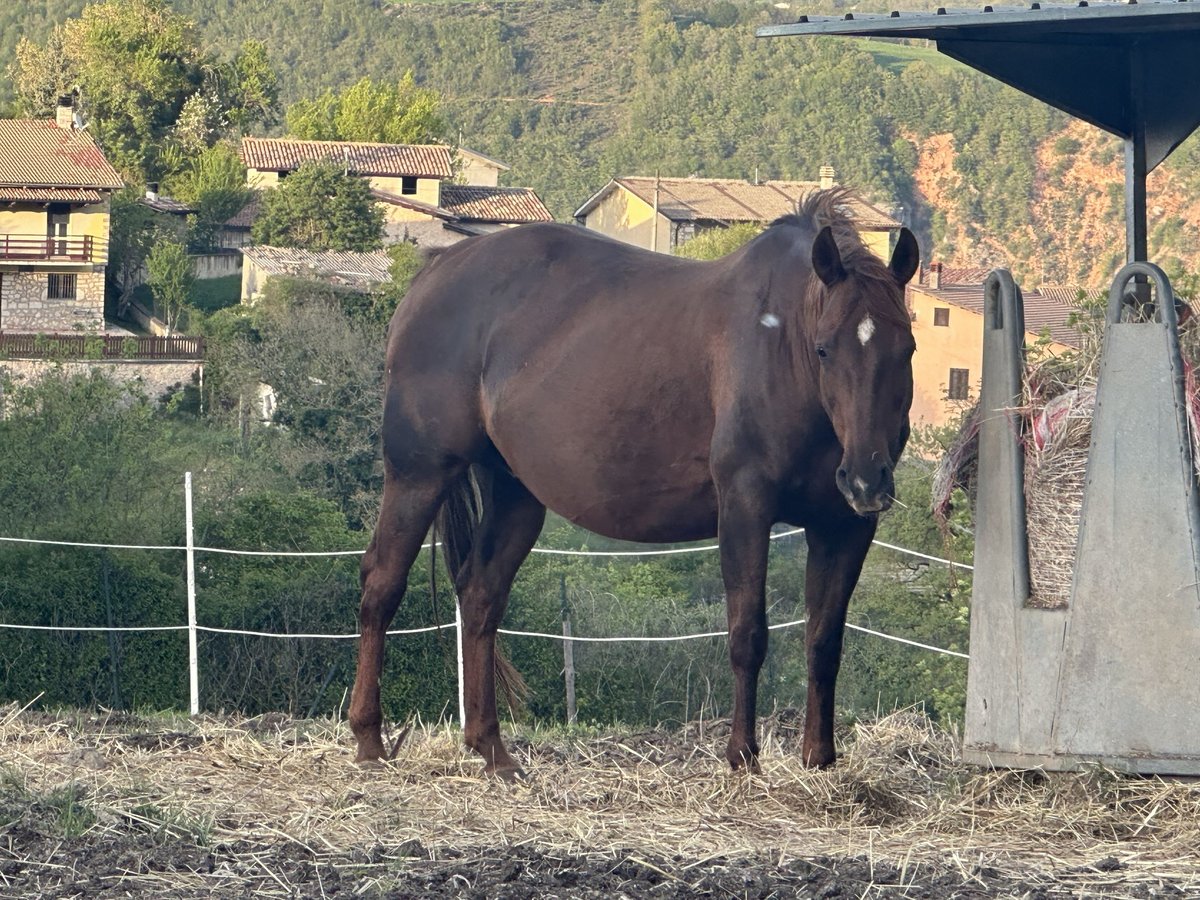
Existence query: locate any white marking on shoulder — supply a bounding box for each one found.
[857,314,876,346]
[760,313,780,329]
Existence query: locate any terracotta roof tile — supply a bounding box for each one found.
[224,192,263,229]
[440,185,552,223]
[241,138,454,178]
[0,186,105,203]
[576,177,900,230]
[0,120,122,190]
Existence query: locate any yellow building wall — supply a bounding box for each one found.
[0,201,110,265]
[909,288,1074,430]
[583,190,672,252]
[458,157,501,187]
[861,229,892,262]
[246,168,280,189]
[368,175,440,207]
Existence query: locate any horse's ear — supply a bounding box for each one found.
[812,226,846,287]
[888,227,920,287]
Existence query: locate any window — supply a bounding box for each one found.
[948,368,970,400]
[401,176,418,195]
[934,307,950,327]
[47,273,77,300]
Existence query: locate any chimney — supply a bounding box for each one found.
[929,262,942,290]
[145,182,159,202]
[55,95,75,130]
[819,165,836,190]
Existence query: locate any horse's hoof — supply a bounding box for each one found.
[487,764,528,783]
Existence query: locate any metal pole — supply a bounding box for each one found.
[184,472,199,716]
[455,597,466,729]
[560,574,577,726]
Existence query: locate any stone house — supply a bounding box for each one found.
[237,138,552,248]
[573,167,901,260]
[0,99,123,333]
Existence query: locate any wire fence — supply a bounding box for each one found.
[0,473,973,723]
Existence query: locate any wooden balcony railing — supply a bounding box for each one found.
[0,332,205,361]
[0,235,103,262]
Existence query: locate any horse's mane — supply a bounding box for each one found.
[770,188,909,328]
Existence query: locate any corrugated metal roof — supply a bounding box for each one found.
[440,185,553,223]
[576,177,900,229]
[140,195,194,214]
[0,187,106,203]
[241,138,454,178]
[0,120,123,190]
[241,246,393,286]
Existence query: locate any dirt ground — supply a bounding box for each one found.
[1,707,1197,898]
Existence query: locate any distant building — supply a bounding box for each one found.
[0,98,123,333]
[573,167,902,260]
[238,138,551,248]
[240,245,394,303]
[907,264,1082,428]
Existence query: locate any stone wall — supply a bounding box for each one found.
[1,358,203,404]
[0,270,106,332]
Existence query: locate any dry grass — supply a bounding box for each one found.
[1,704,1198,896]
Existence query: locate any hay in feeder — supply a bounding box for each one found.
[934,308,1200,609]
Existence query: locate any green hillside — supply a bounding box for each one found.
[6,0,1200,285]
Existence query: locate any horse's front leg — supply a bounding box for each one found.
[717,481,773,772]
[801,517,876,767]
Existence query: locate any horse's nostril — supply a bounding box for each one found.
[836,467,848,483]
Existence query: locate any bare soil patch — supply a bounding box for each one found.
[1,705,1197,898]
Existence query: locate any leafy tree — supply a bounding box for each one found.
[251,160,384,252]
[9,0,277,182]
[107,188,162,316]
[287,73,446,144]
[674,223,761,260]
[170,142,253,252]
[146,238,195,334]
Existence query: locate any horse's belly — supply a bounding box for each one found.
[488,400,719,542]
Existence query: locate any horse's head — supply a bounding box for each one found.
[811,225,919,516]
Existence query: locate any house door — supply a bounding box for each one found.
[47,207,69,256]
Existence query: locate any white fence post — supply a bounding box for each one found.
[455,597,466,729]
[185,472,199,716]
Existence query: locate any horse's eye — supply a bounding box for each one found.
[816,345,828,360]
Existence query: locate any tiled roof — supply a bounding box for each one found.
[0,186,105,203]
[223,192,263,230]
[440,185,552,223]
[910,278,1083,349]
[370,188,456,220]
[241,246,393,287]
[575,177,900,230]
[241,138,454,178]
[0,120,123,190]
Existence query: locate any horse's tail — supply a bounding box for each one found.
[435,466,530,716]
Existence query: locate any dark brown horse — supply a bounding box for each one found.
[350,189,919,776]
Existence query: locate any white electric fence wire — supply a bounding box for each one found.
[0,529,973,569]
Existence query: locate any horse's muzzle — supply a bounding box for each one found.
[836,460,895,516]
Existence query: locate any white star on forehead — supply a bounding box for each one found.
[760,313,780,329]
[857,314,875,346]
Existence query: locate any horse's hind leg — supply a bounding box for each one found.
[454,470,545,778]
[350,469,453,762]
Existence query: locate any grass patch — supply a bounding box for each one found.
[190,274,242,313]
[39,783,97,838]
[864,38,962,75]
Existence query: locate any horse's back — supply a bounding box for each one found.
[383,224,732,540]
